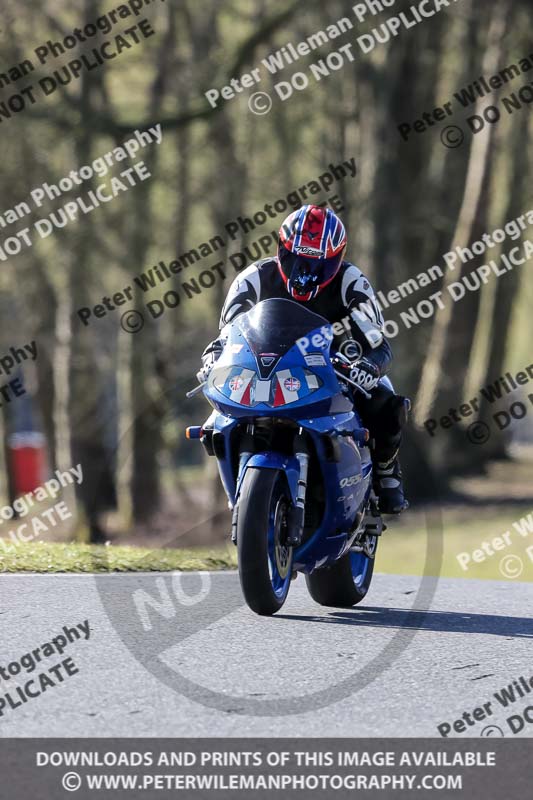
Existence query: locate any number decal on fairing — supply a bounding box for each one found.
[340,475,362,488]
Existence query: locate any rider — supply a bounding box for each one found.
[200,204,409,514]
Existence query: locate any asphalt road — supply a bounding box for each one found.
[1,571,532,737]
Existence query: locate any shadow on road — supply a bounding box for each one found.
[277,606,533,638]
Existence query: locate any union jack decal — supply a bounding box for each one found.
[228,376,244,392]
[283,377,301,392]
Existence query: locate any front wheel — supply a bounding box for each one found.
[305,538,377,607]
[237,468,293,616]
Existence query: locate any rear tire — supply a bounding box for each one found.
[237,468,293,616]
[305,544,376,607]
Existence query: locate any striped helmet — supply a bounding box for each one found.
[277,205,347,301]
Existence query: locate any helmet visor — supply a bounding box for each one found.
[278,245,344,294]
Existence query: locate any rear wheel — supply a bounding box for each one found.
[237,468,293,615]
[305,537,377,607]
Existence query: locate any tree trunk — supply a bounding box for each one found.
[68,0,118,542]
[414,1,512,428]
[130,2,176,523]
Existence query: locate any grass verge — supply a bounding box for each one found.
[0,542,237,574]
[1,505,531,581]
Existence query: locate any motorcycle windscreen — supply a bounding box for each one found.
[235,298,330,358]
[209,298,333,408]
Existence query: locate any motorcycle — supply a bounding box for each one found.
[186,297,385,616]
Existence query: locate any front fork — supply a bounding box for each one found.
[285,432,309,547]
[230,426,310,547]
[231,425,255,544]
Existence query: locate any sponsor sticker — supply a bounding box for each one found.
[304,353,327,367]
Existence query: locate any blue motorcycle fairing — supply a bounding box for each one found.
[198,298,375,574]
[292,417,372,572]
[208,412,372,573]
[204,308,352,419]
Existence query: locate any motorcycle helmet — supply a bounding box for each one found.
[277,204,347,301]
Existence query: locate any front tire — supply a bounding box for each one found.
[237,468,293,616]
[305,541,376,607]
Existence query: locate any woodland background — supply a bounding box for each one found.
[0,0,531,547]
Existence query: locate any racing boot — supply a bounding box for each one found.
[373,451,409,515]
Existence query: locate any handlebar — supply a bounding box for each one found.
[185,382,206,399]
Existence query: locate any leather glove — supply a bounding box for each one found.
[336,356,380,392]
[196,338,225,384]
[196,363,212,384]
